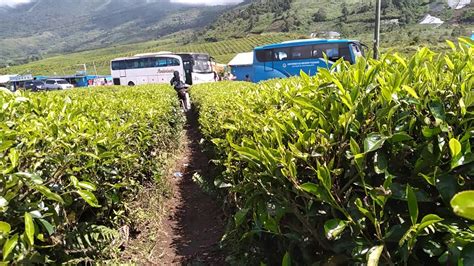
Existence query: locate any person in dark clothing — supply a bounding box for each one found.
[170,71,188,102]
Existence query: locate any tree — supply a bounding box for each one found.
[312,8,328,22]
[341,4,349,22]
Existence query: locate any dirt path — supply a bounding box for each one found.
[151,111,226,265]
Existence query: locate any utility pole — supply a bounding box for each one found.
[374,0,382,59]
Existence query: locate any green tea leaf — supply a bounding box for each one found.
[34,185,64,203]
[8,148,20,169]
[374,152,387,174]
[367,245,384,266]
[445,56,455,70]
[324,219,348,240]
[0,140,14,153]
[24,212,35,246]
[0,221,11,234]
[419,173,435,186]
[406,185,418,225]
[317,164,332,192]
[282,251,291,266]
[436,174,458,203]
[389,132,413,143]
[355,198,375,224]
[451,191,474,221]
[402,85,419,99]
[422,127,441,138]
[78,181,97,191]
[418,214,443,232]
[15,172,43,185]
[449,138,462,158]
[460,243,474,266]
[70,176,79,187]
[38,219,55,235]
[429,101,446,122]
[364,133,386,153]
[350,137,360,155]
[234,208,249,227]
[76,190,101,208]
[2,233,18,261]
[300,183,332,203]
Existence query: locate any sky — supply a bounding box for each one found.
[170,0,243,5]
[0,0,244,7]
[0,0,33,7]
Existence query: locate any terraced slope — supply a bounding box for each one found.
[0,34,299,76]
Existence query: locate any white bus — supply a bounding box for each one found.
[110,52,215,86]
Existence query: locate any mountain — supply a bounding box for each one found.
[193,0,473,43]
[0,0,230,66]
[0,0,472,70]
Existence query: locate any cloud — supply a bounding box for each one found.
[170,0,243,5]
[0,0,244,8]
[0,0,33,7]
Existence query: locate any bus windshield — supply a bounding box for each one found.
[192,54,212,73]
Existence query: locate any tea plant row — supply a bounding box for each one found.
[191,39,474,265]
[0,85,184,263]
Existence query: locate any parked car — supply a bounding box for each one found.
[24,80,46,91]
[44,79,74,90]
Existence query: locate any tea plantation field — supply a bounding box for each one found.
[0,33,299,76]
[1,38,473,264]
[191,38,474,265]
[0,85,184,263]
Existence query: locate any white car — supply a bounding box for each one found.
[44,79,74,90]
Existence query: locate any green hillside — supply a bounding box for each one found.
[198,0,473,41]
[1,0,472,76]
[0,0,227,66]
[0,33,299,76]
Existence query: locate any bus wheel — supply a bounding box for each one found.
[128,81,135,86]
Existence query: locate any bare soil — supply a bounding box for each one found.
[146,111,226,265]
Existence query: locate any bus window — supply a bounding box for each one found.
[291,45,312,60]
[192,55,211,73]
[351,43,364,59]
[112,61,124,70]
[157,58,168,67]
[256,49,273,62]
[338,46,352,62]
[131,59,142,69]
[193,60,211,73]
[312,44,352,62]
[167,58,180,66]
[274,48,290,61]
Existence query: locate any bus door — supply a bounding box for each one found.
[350,42,365,62]
[183,60,193,85]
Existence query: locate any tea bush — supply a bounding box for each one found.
[191,39,474,265]
[0,85,184,263]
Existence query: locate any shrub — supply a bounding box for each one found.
[192,38,474,265]
[0,85,184,263]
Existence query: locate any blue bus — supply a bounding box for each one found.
[251,39,365,82]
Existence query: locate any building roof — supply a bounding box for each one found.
[420,14,444,25]
[448,0,471,9]
[0,75,17,83]
[228,52,254,66]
